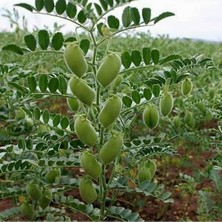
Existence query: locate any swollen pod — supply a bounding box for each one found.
[81,151,102,180]
[99,133,123,165]
[67,97,80,112]
[98,95,122,128]
[26,183,42,202]
[74,115,98,146]
[20,202,35,220]
[143,105,159,130]
[97,52,121,87]
[145,159,157,178]
[64,42,88,77]
[159,93,174,117]
[138,167,152,183]
[39,188,52,209]
[69,76,95,106]
[181,77,193,95]
[79,177,97,204]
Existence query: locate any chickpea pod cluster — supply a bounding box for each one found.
[64,42,124,203]
[20,180,53,220]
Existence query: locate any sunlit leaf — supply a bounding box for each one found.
[58,75,67,94]
[107,0,113,7]
[24,34,36,51]
[143,88,152,100]
[132,91,141,104]
[61,117,69,129]
[80,39,90,55]
[107,15,120,29]
[14,3,34,12]
[142,8,151,24]
[122,6,132,27]
[56,0,66,15]
[99,0,108,11]
[51,32,64,50]
[94,3,102,16]
[39,74,48,92]
[131,50,141,66]
[43,109,50,124]
[122,96,132,107]
[152,84,160,97]
[38,30,50,50]
[77,10,87,23]
[121,51,131,69]
[131,7,140,25]
[35,0,44,11]
[27,76,37,92]
[44,0,54,13]
[151,49,160,64]
[2,44,24,55]
[143,47,151,65]
[53,114,61,127]
[66,2,77,18]
[48,77,59,93]
[159,54,181,65]
[154,12,175,24]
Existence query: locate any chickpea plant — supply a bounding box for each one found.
[0,0,215,221]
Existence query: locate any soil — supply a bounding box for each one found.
[136,150,214,221]
[0,146,217,221]
[0,119,219,221]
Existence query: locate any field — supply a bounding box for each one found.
[0,1,222,221]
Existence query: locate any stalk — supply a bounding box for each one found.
[100,164,108,220]
[89,25,111,221]
[98,126,107,220]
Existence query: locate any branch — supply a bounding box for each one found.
[94,0,139,27]
[120,64,156,75]
[32,12,88,31]
[97,23,154,46]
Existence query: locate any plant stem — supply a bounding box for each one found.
[33,12,87,31]
[96,23,154,46]
[93,0,139,26]
[100,164,108,220]
[96,85,101,109]
[25,50,63,56]
[107,155,120,186]
[89,31,98,72]
[98,126,107,220]
[89,30,101,114]
[119,64,156,75]
[89,25,108,221]
[5,97,14,119]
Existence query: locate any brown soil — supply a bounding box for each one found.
[1,146,217,221]
[109,147,216,221]
[0,119,219,221]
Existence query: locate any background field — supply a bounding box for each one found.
[1,0,222,41]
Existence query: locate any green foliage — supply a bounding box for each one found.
[0,0,221,221]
